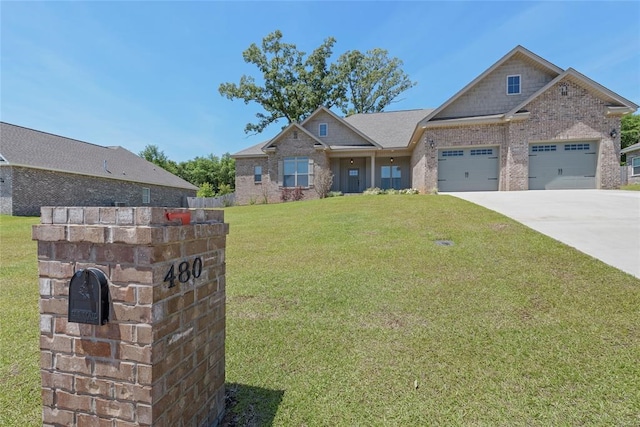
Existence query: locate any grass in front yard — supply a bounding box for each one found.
[620,183,640,191]
[2,195,639,425]
[0,215,41,426]
[225,195,640,425]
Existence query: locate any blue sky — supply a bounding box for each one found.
[2,1,639,162]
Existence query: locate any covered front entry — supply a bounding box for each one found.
[528,142,597,190]
[437,147,499,192]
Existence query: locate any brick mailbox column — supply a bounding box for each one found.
[33,207,229,427]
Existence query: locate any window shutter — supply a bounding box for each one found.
[308,159,314,187]
[278,160,283,186]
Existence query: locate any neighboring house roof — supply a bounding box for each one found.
[622,142,640,154]
[344,109,433,148]
[0,122,197,190]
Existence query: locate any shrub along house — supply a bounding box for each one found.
[0,122,198,216]
[232,45,637,204]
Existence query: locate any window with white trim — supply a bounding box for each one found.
[142,188,150,204]
[283,157,309,187]
[632,157,640,176]
[319,123,328,137]
[254,166,262,183]
[507,75,521,95]
[381,165,402,190]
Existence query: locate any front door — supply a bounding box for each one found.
[348,168,360,193]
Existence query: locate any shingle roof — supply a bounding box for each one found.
[232,140,269,157]
[0,122,198,190]
[344,109,434,148]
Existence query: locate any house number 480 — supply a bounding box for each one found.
[164,257,203,288]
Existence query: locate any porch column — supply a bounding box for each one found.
[370,155,376,188]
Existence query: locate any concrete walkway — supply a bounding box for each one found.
[448,190,640,279]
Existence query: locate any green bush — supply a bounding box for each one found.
[197,182,215,197]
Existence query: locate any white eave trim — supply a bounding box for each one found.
[328,145,379,151]
[232,153,269,159]
[424,114,506,128]
[607,106,636,116]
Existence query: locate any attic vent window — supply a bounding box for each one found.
[293,130,298,140]
[507,75,521,95]
[560,84,568,96]
[319,123,328,137]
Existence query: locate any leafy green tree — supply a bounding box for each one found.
[621,113,640,163]
[197,182,215,197]
[139,145,235,192]
[177,155,218,188]
[177,153,236,193]
[139,144,178,173]
[217,153,236,192]
[334,48,417,116]
[621,113,640,149]
[219,30,340,134]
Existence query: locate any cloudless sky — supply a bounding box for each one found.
[2,1,639,162]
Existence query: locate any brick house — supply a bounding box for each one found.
[0,122,198,216]
[232,45,637,205]
[621,142,640,185]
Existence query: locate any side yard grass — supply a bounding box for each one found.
[0,215,41,426]
[1,195,639,425]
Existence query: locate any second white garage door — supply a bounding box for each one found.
[437,147,499,192]
[528,142,597,190]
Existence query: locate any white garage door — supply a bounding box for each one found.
[437,147,499,192]
[528,142,597,190]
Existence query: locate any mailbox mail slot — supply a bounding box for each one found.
[68,268,109,325]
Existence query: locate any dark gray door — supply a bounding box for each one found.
[529,142,597,190]
[348,168,360,193]
[437,147,499,192]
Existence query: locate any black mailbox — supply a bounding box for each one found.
[68,268,109,325]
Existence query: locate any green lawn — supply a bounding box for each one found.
[621,183,640,191]
[0,215,41,426]
[2,196,639,426]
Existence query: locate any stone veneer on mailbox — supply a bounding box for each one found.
[33,207,228,427]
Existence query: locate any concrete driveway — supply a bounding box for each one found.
[448,190,640,279]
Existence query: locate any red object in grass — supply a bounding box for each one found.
[165,212,191,225]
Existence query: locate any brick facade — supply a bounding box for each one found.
[235,127,330,205]
[438,56,556,119]
[233,47,635,202]
[1,166,196,216]
[33,207,228,426]
[414,79,623,191]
